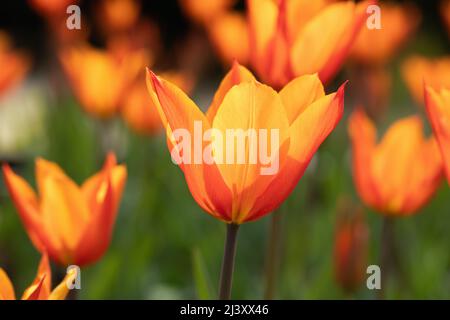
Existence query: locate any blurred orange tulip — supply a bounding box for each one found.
[147,62,345,223]
[334,201,369,293]
[60,45,149,118]
[425,85,450,183]
[28,0,76,18]
[247,0,371,88]
[2,153,127,266]
[402,56,450,105]
[0,254,77,300]
[180,0,236,25]
[208,12,250,66]
[0,32,30,97]
[122,71,194,135]
[348,109,443,215]
[97,0,141,34]
[350,3,419,66]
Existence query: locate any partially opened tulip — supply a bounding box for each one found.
[247,0,371,88]
[60,45,149,118]
[348,109,443,215]
[2,153,127,266]
[425,85,450,183]
[402,56,450,105]
[0,32,30,97]
[0,254,78,300]
[350,3,420,66]
[147,62,346,298]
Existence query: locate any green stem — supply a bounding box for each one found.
[264,212,282,299]
[378,216,395,299]
[219,223,240,300]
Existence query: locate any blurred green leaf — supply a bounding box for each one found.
[192,248,213,300]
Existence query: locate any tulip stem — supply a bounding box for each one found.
[219,223,240,300]
[264,212,282,299]
[379,216,395,299]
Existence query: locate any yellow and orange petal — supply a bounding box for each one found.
[425,85,450,183]
[350,3,420,65]
[122,71,194,135]
[2,153,127,266]
[0,254,77,300]
[402,55,450,105]
[147,62,345,223]
[60,45,149,118]
[348,109,443,215]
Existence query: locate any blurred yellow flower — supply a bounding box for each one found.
[350,3,420,65]
[402,55,450,104]
[0,254,77,300]
[60,45,149,118]
[348,109,443,215]
[2,153,127,266]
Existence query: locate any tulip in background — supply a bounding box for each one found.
[247,0,371,88]
[0,254,77,300]
[60,45,149,118]
[0,31,30,98]
[348,109,442,215]
[425,85,450,183]
[121,71,194,135]
[402,56,450,105]
[2,152,127,266]
[348,108,443,297]
[147,61,346,299]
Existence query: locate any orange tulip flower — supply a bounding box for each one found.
[402,55,450,105]
[247,0,371,88]
[0,32,30,97]
[425,85,450,183]
[334,201,368,293]
[60,45,149,118]
[122,71,193,135]
[348,109,443,215]
[147,62,345,224]
[2,153,127,266]
[350,3,420,65]
[0,254,77,300]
